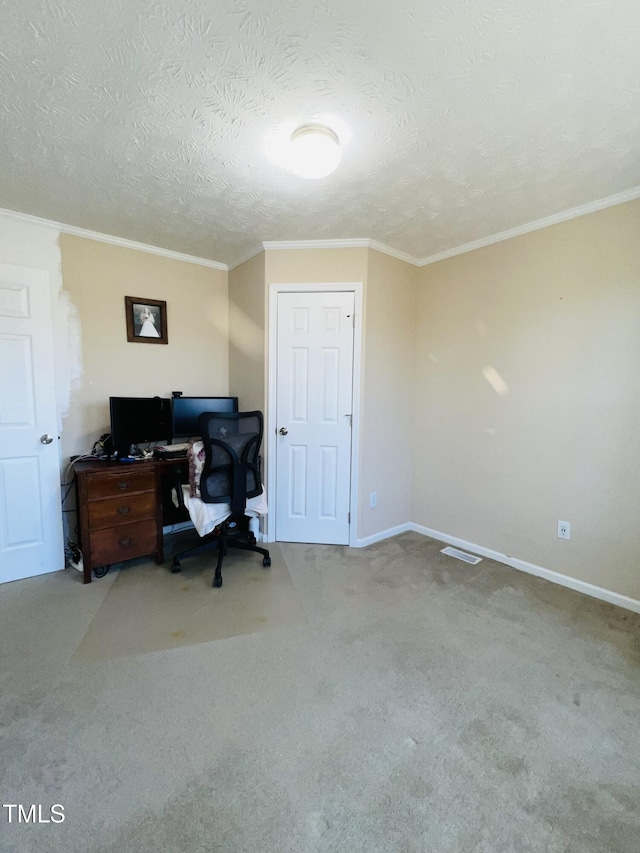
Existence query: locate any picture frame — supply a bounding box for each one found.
[125,296,168,345]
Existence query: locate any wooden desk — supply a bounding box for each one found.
[74,458,188,584]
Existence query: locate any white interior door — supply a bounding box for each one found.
[275,291,354,544]
[0,263,64,583]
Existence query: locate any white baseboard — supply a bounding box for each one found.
[409,523,640,615]
[354,522,412,548]
[281,516,640,614]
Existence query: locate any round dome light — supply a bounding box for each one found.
[289,124,341,179]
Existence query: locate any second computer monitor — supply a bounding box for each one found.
[171,396,239,440]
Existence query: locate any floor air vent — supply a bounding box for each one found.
[440,546,482,565]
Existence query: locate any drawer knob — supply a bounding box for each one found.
[117,481,129,491]
[117,505,130,515]
[119,537,132,547]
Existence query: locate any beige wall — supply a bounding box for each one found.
[412,199,640,600]
[228,251,266,411]
[59,234,229,460]
[359,249,417,539]
[265,247,369,285]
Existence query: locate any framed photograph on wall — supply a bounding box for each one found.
[125,296,168,344]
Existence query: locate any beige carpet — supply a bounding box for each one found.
[71,542,306,663]
[3,532,640,852]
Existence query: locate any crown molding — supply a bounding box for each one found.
[262,238,370,251]
[262,237,421,266]
[417,185,640,266]
[0,207,228,271]
[259,184,640,268]
[227,244,265,271]
[4,184,639,275]
[367,239,421,266]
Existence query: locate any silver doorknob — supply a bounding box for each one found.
[40,434,54,445]
[278,427,288,435]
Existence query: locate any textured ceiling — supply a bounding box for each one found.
[1,0,639,266]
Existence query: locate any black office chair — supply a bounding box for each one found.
[171,410,271,587]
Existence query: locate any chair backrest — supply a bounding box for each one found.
[197,411,263,515]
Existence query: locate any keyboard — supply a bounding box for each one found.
[154,443,190,459]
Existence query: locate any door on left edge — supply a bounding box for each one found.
[0,263,64,584]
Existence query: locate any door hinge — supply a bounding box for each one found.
[348,512,350,523]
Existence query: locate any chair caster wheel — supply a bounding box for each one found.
[213,576,222,588]
[263,557,271,568]
[171,559,182,573]
[94,565,110,579]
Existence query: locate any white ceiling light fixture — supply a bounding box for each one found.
[289,124,341,179]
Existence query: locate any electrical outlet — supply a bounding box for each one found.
[369,491,377,508]
[557,520,571,540]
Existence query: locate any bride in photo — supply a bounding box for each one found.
[138,305,160,337]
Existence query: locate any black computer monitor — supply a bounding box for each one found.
[171,396,239,439]
[109,396,172,458]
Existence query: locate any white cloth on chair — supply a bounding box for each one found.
[181,485,268,537]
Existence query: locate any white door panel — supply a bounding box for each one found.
[276,291,354,544]
[0,263,63,584]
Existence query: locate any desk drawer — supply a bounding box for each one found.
[88,492,157,530]
[90,520,158,565]
[85,468,155,500]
